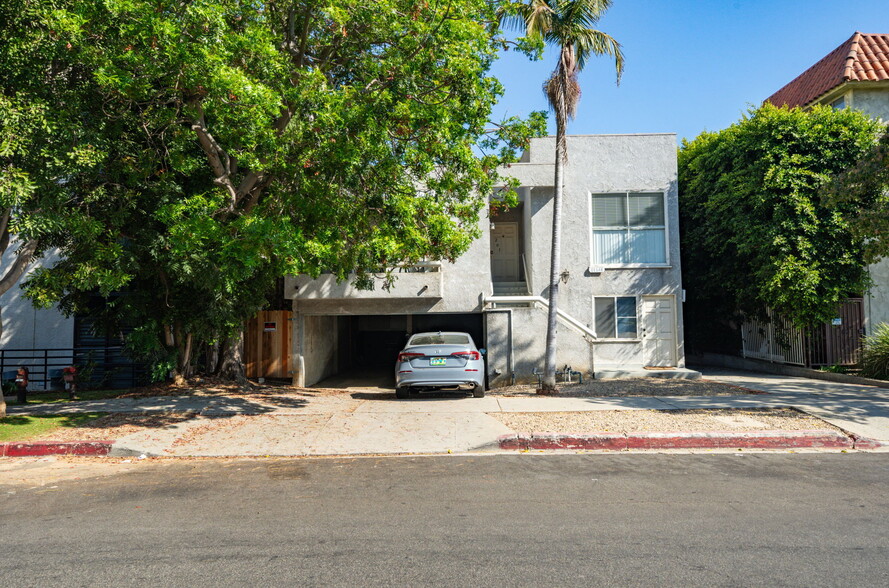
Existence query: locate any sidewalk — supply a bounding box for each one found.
[4,369,889,457]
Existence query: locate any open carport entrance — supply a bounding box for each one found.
[308,313,484,390]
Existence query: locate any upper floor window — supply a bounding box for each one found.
[591,192,667,266]
[830,96,846,110]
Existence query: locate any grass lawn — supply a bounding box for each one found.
[0,413,106,443]
[1,389,128,405]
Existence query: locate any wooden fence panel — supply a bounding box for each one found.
[245,310,292,379]
[808,299,864,367]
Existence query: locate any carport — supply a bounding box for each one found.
[300,313,484,389]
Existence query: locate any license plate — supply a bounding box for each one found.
[429,357,447,366]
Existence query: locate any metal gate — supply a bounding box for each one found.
[741,310,807,366]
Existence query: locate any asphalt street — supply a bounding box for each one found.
[3,453,889,587]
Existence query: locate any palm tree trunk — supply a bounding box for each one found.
[540,126,565,393]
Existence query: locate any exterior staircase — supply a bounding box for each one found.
[491,282,532,307]
[492,281,529,296]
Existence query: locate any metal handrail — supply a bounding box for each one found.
[521,253,532,293]
[483,295,597,340]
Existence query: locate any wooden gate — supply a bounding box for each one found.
[807,298,865,367]
[245,310,292,379]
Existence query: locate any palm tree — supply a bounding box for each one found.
[501,0,623,393]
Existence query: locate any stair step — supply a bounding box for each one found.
[493,281,529,296]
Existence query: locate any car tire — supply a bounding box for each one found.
[395,386,410,399]
[472,385,485,398]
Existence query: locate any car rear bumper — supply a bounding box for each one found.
[395,371,484,389]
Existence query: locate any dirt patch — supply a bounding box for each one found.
[492,408,839,434]
[117,377,353,400]
[32,412,196,442]
[492,378,761,397]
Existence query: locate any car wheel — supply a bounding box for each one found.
[472,385,485,398]
[395,386,410,399]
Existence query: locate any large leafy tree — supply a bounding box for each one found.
[499,0,622,392]
[1,0,108,414]
[824,129,889,259]
[1,0,545,383]
[679,104,884,352]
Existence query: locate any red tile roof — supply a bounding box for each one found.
[766,32,889,108]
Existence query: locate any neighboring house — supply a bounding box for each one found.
[285,134,690,388]
[0,247,143,390]
[766,32,889,338]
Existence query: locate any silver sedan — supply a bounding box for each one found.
[394,331,485,398]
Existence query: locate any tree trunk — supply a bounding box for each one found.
[218,330,248,386]
[205,340,220,374]
[540,127,565,394]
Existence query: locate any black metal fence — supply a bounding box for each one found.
[0,347,148,392]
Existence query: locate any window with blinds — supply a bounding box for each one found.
[594,296,638,339]
[591,192,667,265]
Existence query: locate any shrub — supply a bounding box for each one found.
[860,323,889,380]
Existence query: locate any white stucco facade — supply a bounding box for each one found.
[286,134,687,387]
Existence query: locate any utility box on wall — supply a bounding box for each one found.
[245,310,292,379]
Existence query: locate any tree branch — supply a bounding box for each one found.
[189,103,238,209]
[0,209,11,255]
[0,239,38,298]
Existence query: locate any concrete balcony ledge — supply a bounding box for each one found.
[286,267,443,300]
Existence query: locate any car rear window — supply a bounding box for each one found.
[409,334,470,346]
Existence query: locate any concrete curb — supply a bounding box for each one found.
[0,441,113,457]
[689,352,889,390]
[499,430,885,451]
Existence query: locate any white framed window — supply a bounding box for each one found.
[594,296,638,339]
[590,192,667,266]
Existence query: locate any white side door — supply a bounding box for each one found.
[642,296,677,367]
[491,223,519,281]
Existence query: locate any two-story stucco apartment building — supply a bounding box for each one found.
[286,134,691,388]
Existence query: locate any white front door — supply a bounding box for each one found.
[491,223,519,281]
[642,296,677,367]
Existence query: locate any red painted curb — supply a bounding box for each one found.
[1,441,112,457]
[625,430,852,450]
[499,430,855,451]
[850,435,886,450]
[499,433,626,451]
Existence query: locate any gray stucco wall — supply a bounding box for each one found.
[851,87,889,122]
[485,305,593,386]
[510,135,685,368]
[288,134,685,385]
[846,87,889,335]
[302,315,338,386]
[866,257,889,333]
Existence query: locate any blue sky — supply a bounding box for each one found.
[489,0,889,143]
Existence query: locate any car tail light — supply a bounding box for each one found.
[451,351,480,361]
[398,352,424,363]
